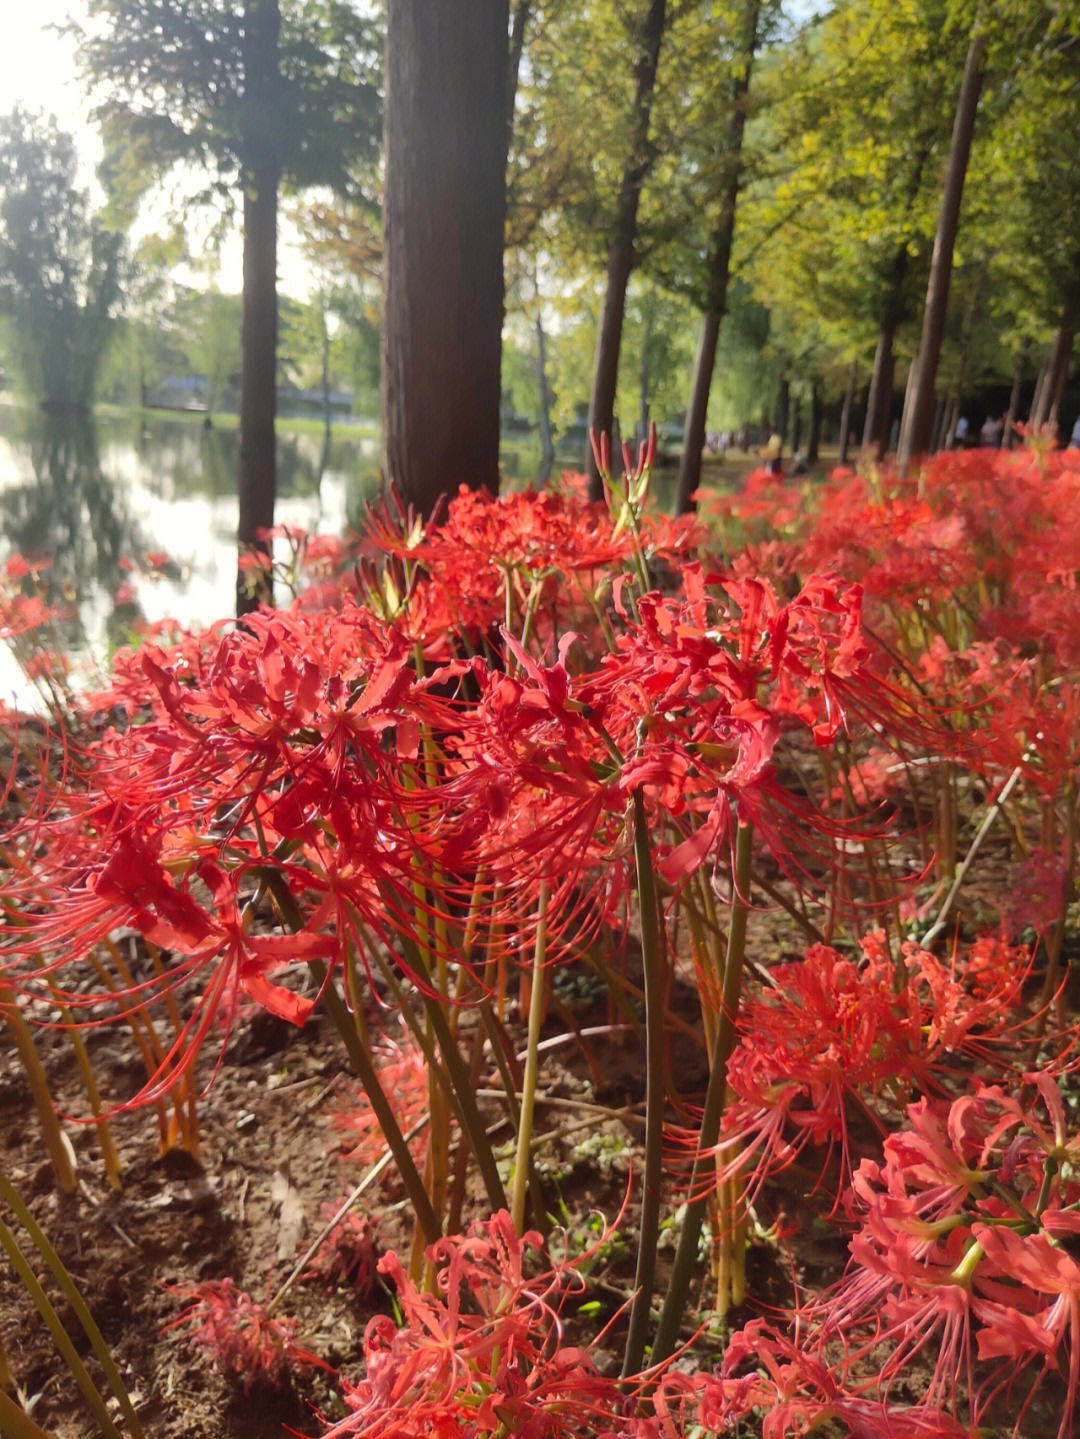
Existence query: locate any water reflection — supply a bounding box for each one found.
[0,402,380,702]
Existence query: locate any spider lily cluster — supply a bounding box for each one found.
[3,437,1080,1436]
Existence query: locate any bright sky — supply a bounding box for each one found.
[0,0,313,297]
[2,1,98,161]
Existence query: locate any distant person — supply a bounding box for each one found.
[1070,415,1080,450]
[761,433,784,477]
[953,414,970,447]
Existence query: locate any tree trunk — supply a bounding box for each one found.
[773,376,789,441]
[586,0,667,499]
[674,0,761,514]
[791,396,802,455]
[639,295,653,444]
[861,146,929,454]
[1031,282,1080,434]
[897,31,985,470]
[383,0,509,517]
[862,246,909,453]
[862,326,896,454]
[807,379,821,465]
[838,361,856,464]
[236,0,281,616]
[508,0,531,144]
[535,309,555,481]
[676,310,721,506]
[1003,343,1027,447]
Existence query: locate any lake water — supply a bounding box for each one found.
[0,404,577,709]
[0,403,381,707]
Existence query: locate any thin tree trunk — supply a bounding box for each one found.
[383,0,509,517]
[674,0,760,513]
[321,311,332,444]
[1031,282,1080,434]
[535,308,555,481]
[508,0,531,141]
[897,30,985,470]
[1003,343,1027,447]
[807,379,821,465]
[838,361,856,464]
[773,375,789,441]
[639,295,653,444]
[791,396,802,455]
[677,310,721,505]
[863,248,911,453]
[236,0,281,616]
[586,0,667,499]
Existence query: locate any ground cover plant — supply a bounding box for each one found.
[3,437,1080,1436]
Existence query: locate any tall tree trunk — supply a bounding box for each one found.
[535,308,555,481]
[1031,281,1080,434]
[1003,343,1027,447]
[807,379,821,465]
[674,0,760,514]
[862,247,910,453]
[383,0,509,517]
[586,0,667,499]
[897,31,985,470]
[639,294,654,444]
[508,0,531,142]
[773,375,790,441]
[838,361,856,464]
[321,308,332,445]
[862,326,896,453]
[791,395,802,455]
[237,0,281,616]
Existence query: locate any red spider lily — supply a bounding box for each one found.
[319,1210,656,1439]
[163,1278,329,1391]
[674,934,1036,1215]
[972,1218,1080,1439]
[334,1035,436,1175]
[802,1072,1080,1424]
[302,1205,379,1295]
[357,481,700,659]
[706,1318,979,1438]
[1,601,472,1099]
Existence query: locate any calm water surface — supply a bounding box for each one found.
[0,403,380,706]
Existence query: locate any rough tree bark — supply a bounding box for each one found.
[1003,343,1027,447]
[838,362,857,465]
[586,0,667,500]
[536,309,555,481]
[773,375,790,442]
[897,30,985,470]
[236,0,281,615]
[1031,278,1080,434]
[806,379,821,465]
[382,0,509,517]
[674,0,761,514]
[862,246,909,453]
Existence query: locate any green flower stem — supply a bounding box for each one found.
[0,1388,58,1439]
[650,819,754,1368]
[0,1166,144,1438]
[390,920,509,1215]
[621,790,667,1379]
[511,882,549,1232]
[307,959,442,1247]
[0,987,76,1193]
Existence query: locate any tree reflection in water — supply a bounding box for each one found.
[0,404,377,693]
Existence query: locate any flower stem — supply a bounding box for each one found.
[650,819,754,1367]
[511,881,549,1232]
[308,959,442,1246]
[621,790,667,1379]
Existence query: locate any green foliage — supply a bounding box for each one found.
[75,0,382,211]
[0,111,123,410]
